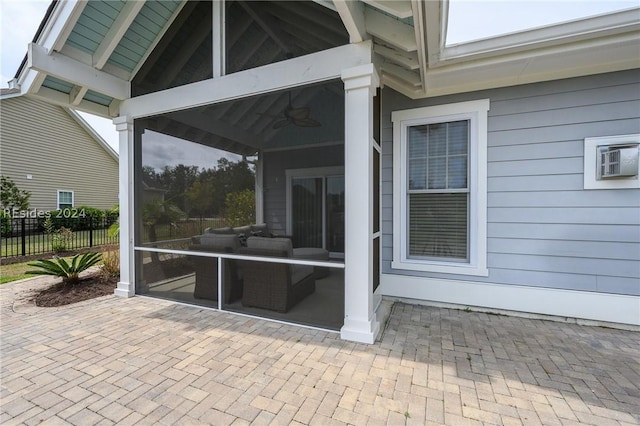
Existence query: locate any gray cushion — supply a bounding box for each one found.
[246,236,292,258]
[233,225,251,235]
[206,226,234,234]
[250,223,269,233]
[200,233,240,251]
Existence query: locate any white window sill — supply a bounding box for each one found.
[392,259,489,277]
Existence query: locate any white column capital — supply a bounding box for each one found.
[113,115,133,131]
[341,63,379,92]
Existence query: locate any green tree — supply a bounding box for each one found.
[209,159,255,217]
[186,179,216,218]
[1,176,31,211]
[224,189,255,227]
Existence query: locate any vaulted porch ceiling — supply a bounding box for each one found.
[10,0,640,120]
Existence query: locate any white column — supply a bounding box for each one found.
[255,154,264,224]
[212,0,225,78]
[341,63,380,344]
[113,115,135,297]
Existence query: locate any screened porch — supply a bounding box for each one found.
[134,81,347,331]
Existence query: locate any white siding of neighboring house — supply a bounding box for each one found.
[381,69,640,297]
[0,96,118,211]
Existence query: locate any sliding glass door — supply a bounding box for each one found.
[326,176,344,254]
[291,177,323,248]
[289,170,344,255]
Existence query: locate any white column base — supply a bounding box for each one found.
[114,281,134,298]
[341,317,380,344]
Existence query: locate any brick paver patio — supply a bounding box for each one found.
[1,277,639,425]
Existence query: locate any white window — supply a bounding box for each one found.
[392,99,489,276]
[57,190,74,210]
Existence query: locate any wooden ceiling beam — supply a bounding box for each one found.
[365,7,417,52]
[93,1,145,69]
[28,43,129,100]
[133,1,198,83]
[238,1,294,54]
[333,0,367,43]
[374,44,420,70]
[156,21,212,88]
[363,0,413,19]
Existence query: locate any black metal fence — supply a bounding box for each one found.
[0,217,119,259]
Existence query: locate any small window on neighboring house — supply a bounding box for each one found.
[57,190,74,210]
[392,99,489,276]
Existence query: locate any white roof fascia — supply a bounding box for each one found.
[422,0,443,68]
[439,8,640,64]
[65,108,119,162]
[423,31,640,98]
[411,0,427,91]
[37,0,87,53]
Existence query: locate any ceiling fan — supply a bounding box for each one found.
[261,92,321,129]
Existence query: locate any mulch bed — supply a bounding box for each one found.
[33,274,118,307]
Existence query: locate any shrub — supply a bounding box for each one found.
[43,217,73,252]
[38,206,116,231]
[0,210,12,235]
[26,252,102,285]
[101,248,120,278]
[51,227,73,252]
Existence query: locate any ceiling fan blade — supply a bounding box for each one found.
[288,107,310,120]
[273,119,291,129]
[293,117,321,127]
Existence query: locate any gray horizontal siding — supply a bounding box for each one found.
[381,69,640,296]
[0,97,118,211]
[488,223,640,243]
[488,191,640,207]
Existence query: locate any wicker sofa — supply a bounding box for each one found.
[203,223,279,246]
[237,237,316,313]
[189,233,243,303]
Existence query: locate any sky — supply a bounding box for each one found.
[1,0,637,155]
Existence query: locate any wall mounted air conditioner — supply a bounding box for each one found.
[597,144,639,179]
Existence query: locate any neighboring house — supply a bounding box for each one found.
[7,1,639,343]
[0,94,118,212]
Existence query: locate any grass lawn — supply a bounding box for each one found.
[0,258,68,284]
[0,254,112,285]
[0,261,32,284]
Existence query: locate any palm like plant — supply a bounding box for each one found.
[26,252,102,285]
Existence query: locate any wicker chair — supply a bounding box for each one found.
[189,234,243,303]
[237,246,315,313]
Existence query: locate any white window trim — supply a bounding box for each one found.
[57,190,74,209]
[392,99,489,276]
